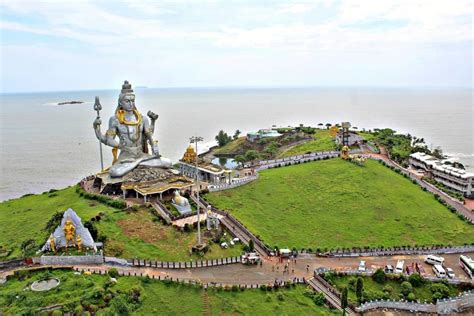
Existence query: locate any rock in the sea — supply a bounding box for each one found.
[57,101,84,105]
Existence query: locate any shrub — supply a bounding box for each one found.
[408,273,423,287]
[383,284,393,294]
[111,295,130,315]
[313,292,326,305]
[260,285,267,291]
[372,269,386,284]
[277,293,285,301]
[400,281,413,297]
[429,283,450,301]
[407,292,416,301]
[108,268,119,278]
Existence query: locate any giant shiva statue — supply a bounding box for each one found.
[93,81,172,177]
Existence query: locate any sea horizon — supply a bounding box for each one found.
[1,86,473,201]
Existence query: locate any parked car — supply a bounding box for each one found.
[433,264,447,278]
[406,263,415,275]
[395,260,404,274]
[415,262,426,276]
[358,261,366,272]
[425,255,445,266]
[446,267,455,279]
[384,265,394,273]
[242,252,260,265]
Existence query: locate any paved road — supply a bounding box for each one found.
[3,252,468,286]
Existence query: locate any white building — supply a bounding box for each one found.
[409,152,473,197]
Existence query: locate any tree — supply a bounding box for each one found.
[234,155,246,167]
[325,123,331,129]
[372,269,386,284]
[244,150,261,162]
[215,130,232,147]
[400,281,413,297]
[248,239,255,252]
[356,277,364,304]
[265,142,279,157]
[408,273,423,287]
[233,129,241,140]
[318,123,323,126]
[341,287,348,315]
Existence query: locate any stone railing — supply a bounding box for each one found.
[130,256,242,269]
[252,151,339,170]
[208,175,258,192]
[357,290,474,314]
[0,258,25,270]
[324,245,474,257]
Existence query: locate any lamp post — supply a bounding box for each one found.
[190,136,204,245]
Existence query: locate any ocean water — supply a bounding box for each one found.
[0,87,473,201]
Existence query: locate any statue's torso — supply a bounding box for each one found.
[111,116,145,148]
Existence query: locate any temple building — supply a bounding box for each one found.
[246,129,282,142]
[178,145,233,186]
[409,152,474,197]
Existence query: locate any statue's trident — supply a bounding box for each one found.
[94,96,104,171]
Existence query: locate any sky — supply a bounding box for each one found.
[0,0,472,93]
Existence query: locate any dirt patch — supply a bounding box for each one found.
[117,214,168,244]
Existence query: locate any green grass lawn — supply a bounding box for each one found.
[325,274,472,304]
[0,268,337,315]
[278,129,335,158]
[0,187,242,262]
[205,159,474,249]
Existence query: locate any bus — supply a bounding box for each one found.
[424,255,445,266]
[459,255,474,279]
[432,264,446,278]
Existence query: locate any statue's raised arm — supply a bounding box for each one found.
[92,80,172,178]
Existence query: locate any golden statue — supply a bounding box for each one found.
[76,235,82,252]
[329,126,339,138]
[341,145,350,160]
[181,144,197,163]
[63,218,76,248]
[48,234,56,253]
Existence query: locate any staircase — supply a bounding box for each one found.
[202,291,211,316]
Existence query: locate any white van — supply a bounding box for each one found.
[425,255,445,266]
[395,260,404,274]
[358,261,366,272]
[432,264,446,278]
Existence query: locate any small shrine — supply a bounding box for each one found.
[178,144,233,186]
[181,144,197,163]
[41,208,96,253]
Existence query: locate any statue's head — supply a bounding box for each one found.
[118,80,136,112]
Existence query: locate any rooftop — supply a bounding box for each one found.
[410,152,474,179]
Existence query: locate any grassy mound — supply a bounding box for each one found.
[0,187,241,261]
[278,129,335,158]
[206,159,474,249]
